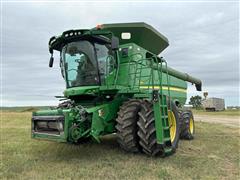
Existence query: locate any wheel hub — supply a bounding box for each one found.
[189,117,194,134]
[168,111,176,142]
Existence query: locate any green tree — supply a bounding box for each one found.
[189,95,202,109]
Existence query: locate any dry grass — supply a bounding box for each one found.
[192,109,240,116]
[1,111,240,179]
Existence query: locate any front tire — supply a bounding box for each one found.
[137,100,180,156]
[115,99,142,153]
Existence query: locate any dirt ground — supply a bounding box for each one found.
[194,114,240,127]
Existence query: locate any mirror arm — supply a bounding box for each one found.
[49,53,54,67]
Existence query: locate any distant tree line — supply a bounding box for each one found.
[189,95,202,109]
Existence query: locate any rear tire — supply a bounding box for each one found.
[137,100,180,156]
[115,99,142,153]
[180,110,195,140]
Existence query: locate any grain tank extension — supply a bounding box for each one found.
[32,23,202,156]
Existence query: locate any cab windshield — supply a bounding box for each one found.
[61,40,113,88]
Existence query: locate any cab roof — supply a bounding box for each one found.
[49,22,169,55]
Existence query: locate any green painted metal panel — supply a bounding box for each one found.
[100,22,169,54]
[64,86,99,97]
[32,109,74,142]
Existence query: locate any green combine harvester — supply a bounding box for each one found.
[32,22,202,156]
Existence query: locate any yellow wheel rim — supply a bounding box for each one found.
[168,111,176,142]
[189,117,194,134]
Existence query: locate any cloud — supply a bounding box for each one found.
[2,1,239,106]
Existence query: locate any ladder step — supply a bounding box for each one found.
[135,75,150,78]
[161,115,168,119]
[163,126,170,130]
[136,67,148,69]
[164,147,172,154]
[128,72,141,75]
[163,137,171,142]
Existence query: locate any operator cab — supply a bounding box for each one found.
[61,40,114,88]
[49,29,119,89]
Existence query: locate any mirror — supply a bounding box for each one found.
[49,56,54,67]
[111,36,119,50]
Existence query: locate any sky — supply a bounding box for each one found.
[1,1,239,106]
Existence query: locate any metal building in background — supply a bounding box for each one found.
[202,98,225,111]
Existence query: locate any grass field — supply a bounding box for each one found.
[192,109,240,116]
[1,110,240,179]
